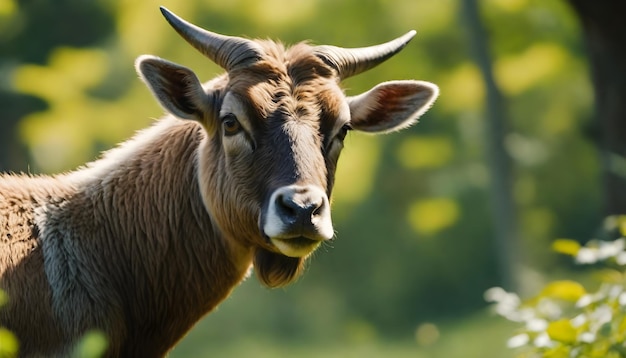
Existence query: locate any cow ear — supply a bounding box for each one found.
[347,80,439,133]
[136,55,211,121]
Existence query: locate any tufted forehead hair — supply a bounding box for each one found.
[225,40,345,127]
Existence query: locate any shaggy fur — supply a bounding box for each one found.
[0,119,252,356]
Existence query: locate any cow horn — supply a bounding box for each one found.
[314,31,416,79]
[160,7,262,70]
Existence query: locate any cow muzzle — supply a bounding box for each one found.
[262,184,334,257]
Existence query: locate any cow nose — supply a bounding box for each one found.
[276,188,325,227]
[263,185,334,242]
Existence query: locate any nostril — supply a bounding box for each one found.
[277,193,298,219]
[311,201,324,217]
[275,189,325,224]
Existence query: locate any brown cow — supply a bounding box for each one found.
[0,7,438,357]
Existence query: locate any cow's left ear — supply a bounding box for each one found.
[136,55,211,121]
[347,80,439,133]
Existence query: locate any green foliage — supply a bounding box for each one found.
[0,328,18,358]
[0,289,17,358]
[72,330,108,358]
[488,216,626,357]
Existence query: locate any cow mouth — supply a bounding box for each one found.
[270,236,322,258]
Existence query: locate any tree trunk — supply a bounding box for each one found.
[568,1,626,215]
[460,0,520,291]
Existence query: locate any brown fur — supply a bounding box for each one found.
[0,121,256,356]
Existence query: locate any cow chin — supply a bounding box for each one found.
[254,248,306,288]
[270,236,322,258]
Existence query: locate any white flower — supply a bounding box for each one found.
[533,332,554,348]
[485,287,523,321]
[507,333,530,348]
[571,314,587,328]
[576,247,598,264]
[619,292,626,306]
[576,294,594,308]
[536,298,562,320]
[599,238,625,259]
[526,318,548,332]
[503,307,535,323]
[484,287,508,303]
[590,305,613,328]
[608,284,623,299]
[578,332,595,343]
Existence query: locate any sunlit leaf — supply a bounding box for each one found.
[0,328,18,356]
[116,1,175,54]
[73,330,108,358]
[396,136,454,170]
[0,0,16,16]
[619,316,626,334]
[589,341,610,358]
[437,63,484,112]
[541,281,586,302]
[382,0,457,36]
[242,0,317,28]
[484,0,528,12]
[546,319,576,343]
[495,43,569,95]
[407,198,460,236]
[542,345,570,358]
[552,239,581,256]
[13,47,108,102]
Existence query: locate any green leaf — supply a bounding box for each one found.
[73,330,108,358]
[543,345,570,358]
[541,280,586,301]
[552,239,581,256]
[0,327,19,356]
[547,319,577,343]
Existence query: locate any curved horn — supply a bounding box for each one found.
[160,7,262,70]
[314,31,416,79]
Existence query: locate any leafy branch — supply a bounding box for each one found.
[487,216,626,358]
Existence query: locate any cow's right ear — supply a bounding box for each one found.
[136,55,212,121]
[347,80,438,134]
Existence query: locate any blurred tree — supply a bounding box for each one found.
[460,0,519,291]
[0,0,114,171]
[567,1,626,215]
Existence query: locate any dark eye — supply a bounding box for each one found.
[336,123,351,141]
[222,113,242,136]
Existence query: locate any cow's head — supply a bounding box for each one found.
[136,7,438,287]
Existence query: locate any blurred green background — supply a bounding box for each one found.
[0,0,601,356]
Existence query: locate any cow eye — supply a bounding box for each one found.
[222,113,242,136]
[336,123,351,141]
